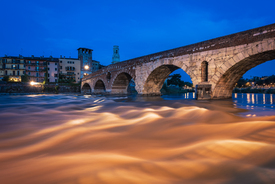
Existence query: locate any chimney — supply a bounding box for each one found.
[60,55,62,59]
[31,55,34,59]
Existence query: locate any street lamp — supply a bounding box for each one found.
[84,65,89,70]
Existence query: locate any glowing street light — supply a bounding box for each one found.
[84,65,89,70]
[30,81,35,86]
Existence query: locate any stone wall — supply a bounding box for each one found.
[0,83,80,94]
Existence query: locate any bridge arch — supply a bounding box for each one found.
[94,79,106,94]
[212,48,275,99]
[142,64,194,95]
[111,72,135,94]
[82,83,92,94]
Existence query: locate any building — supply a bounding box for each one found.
[91,60,100,72]
[25,56,47,82]
[59,56,81,83]
[0,55,26,82]
[0,48,102,83]
[112,45,120,64]
[47,57,59,83]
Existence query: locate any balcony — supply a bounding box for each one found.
[26,63,47,66]
[2,67,25,70]
[25,69,46,72]
[65,66,75,71]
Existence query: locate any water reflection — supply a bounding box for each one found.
[0,94,275,184]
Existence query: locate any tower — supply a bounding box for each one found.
[112,45,120,64]
[78,47,93,78]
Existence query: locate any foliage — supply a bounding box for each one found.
[2,75,10,82]
[21,74,30,82]
[55,85,60,93]
[58,74,76,83]
[167,74,193,87]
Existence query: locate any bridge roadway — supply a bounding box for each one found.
[81,23,275,99]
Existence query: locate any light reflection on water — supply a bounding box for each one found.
[0,93,275,184]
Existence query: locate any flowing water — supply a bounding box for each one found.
[0,93,275,184]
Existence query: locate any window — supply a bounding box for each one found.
[55,68,57,71]
[28,72,30,75]
[17,71,19,76]
[13,71,15,75]
[55,79,57,82]
[5,71,7,75]
[48,74,50,77]
[36,61,39,64]
[36,67,39,71]
[28,60,31,64]
[60,66,62,69]
[55,62,57,65]
[48,62,50,65]
[60,61,62,63]
[67,61,69,63]
[37,78,39,82]
[23,71,25,74]
[36,73,39,77]
[73,62,74,64]
[48,68,50,70]
[54,74,58,77]
[28,66,30,70]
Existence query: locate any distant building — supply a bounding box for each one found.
[59,56,81,83]
[47,57,59,83]
[112,45,120,64]
[0,55,26,82]
[25,56,47,82]
[0,47,102,83]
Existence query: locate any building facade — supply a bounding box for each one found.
[0,55,26,82]
[59,57,81,83]
[0,48,102,83]
[47,57,59,83]
[25,56,47,82]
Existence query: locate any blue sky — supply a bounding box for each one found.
[1,0,275,82]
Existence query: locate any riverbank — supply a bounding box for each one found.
[233,87,275,94]
[0,82,80,94]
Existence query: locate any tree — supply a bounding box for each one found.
[167,74,184,87]
[2,75,9,82]
[21,74,30,82]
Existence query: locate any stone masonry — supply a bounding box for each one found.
[81,23,275,99]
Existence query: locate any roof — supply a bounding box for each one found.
[77,47,93,51]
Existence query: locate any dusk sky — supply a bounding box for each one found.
[1,0,275,82]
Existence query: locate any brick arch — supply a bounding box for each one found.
[81,83,92,94]
[94,78,106,93]
[140,61,195,95]
[212,49,275,99]
[110,70,135,94]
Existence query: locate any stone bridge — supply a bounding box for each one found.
[81,23,275,99]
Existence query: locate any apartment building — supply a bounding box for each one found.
[47,57,59,83]
[0,55,26,82]
[25,56,47,82]
[59,57,81,83]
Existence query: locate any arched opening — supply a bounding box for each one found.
[82,83,91,95]
[94,80,106,94]
[143,65,193,96]
[112,72,136,94]
[201,61,208,82]
[212,50,275,99]
[106,72,111,82]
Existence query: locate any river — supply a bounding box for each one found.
[0,93,275,184]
